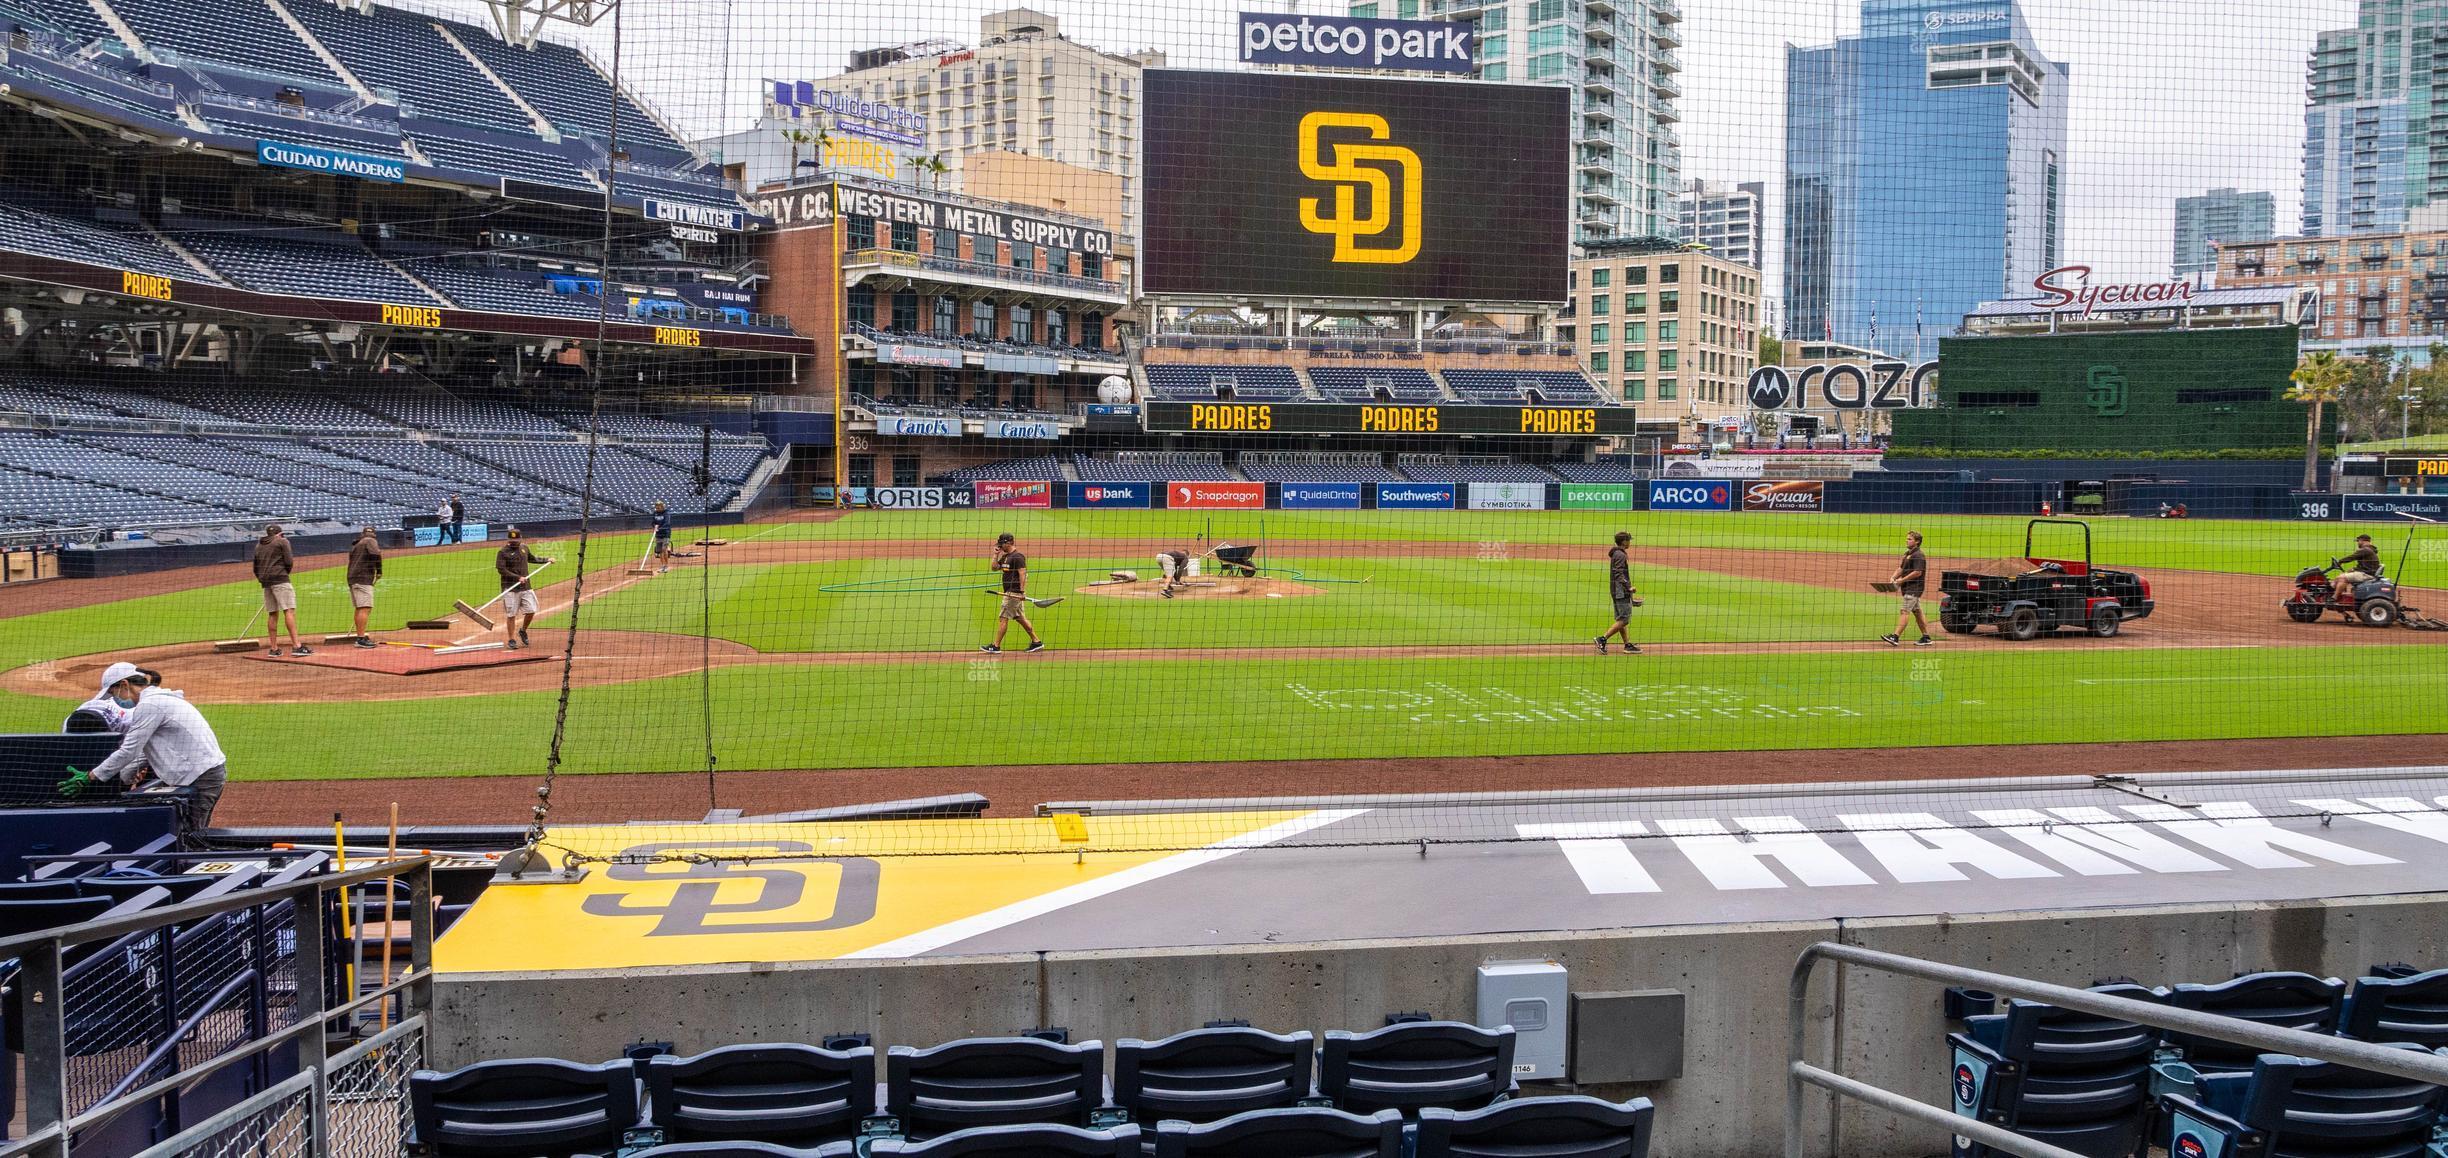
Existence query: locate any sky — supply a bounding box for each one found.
[419,0,2357,295]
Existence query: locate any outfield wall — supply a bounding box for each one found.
[432,891,2448,1158]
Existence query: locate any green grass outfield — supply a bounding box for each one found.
[0,510,2439,781]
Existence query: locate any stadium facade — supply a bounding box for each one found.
[1784,0,2069,351]
[1563,238,1759,434]
[2217,230,2448,364]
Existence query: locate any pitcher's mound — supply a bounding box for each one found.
[1079,576,1326,600]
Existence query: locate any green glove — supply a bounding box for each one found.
[57,766,91,798]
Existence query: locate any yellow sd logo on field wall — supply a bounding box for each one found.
[1297,112,1422,265]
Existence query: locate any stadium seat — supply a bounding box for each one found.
[613,1145,813,1158]
[2161,1046,2448,1158]
[1149,1107,1404,1158]
[1413,1096,1656,1158]
[0,879,88,901]
[1111,1026,1316,1123]
[0,894,115,936]
[883,1036,1104,1139]
[2342,968,2448,1048]
[839,1124,1143,1156]
[409,1058,640,1157]
[1316,1022,1517,1116]
[1946,985,2165,1158]
[2163,973,2347,1073]
[645,1043,877,1147]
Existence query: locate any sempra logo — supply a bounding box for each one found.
[1297,111,1422,265]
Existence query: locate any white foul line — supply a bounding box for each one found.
[838,808,1371,959]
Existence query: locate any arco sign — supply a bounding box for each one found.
[1746,362,1937,411]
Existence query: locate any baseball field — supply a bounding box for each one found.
[6,509,2445,820]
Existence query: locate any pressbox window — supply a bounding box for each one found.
[1080,312,1105,348]
[1081,252,1103,279]
[933,296,957,336]
[891,222,918,252]
[891,291,920,331]
[1011,380,1037,409]
[846,215,876,250]
[1046,309,1068,345]
[972,300,995,340]
[1011,305,1033,343]
[847,286,877,328]
[933,227,959,257]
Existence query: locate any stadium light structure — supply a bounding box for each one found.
[476,0,612,47]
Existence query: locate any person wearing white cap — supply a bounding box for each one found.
[63,662,145,733]
[72,676,229,848]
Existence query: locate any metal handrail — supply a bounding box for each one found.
[1783,941,2448,1158]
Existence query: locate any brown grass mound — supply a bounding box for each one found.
[1077,576,1326,600]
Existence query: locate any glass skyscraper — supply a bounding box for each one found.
[2299,2,2447,237]
[1783,0,2068,351]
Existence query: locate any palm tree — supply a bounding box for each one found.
[2287,350,2351,491]
[917,152,952,191]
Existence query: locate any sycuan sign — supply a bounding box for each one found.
[2030,264,2198,317]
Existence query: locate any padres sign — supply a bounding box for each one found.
[1140,69,1569,302]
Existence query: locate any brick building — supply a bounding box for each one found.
[1560,239,1759,433]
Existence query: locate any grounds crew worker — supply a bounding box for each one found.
[1156,548,1196,598]
[67,674,228,848]
[496,528,553,650]
[347,527,383,649]
[255,524,308,657]
[1595,531,1640,654]
[2335,533,2385,600]
[982,532,1046,653]
[63,661,146,733]
[1882,529,1934,647]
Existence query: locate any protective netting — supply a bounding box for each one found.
[0,0,2441,876]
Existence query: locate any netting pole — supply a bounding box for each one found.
[699,423,718,811]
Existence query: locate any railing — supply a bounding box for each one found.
[191,90,399,135]
[2,857,436,1158]
[843,248,1127,298]
[3,39,179,99]
[1783,942,2448,1158]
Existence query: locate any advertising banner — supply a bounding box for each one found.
[972,480,1053,509]
[1467,482,1545,511]
[1741,480,1826,513]
[874,416,959,437]
[1166,480,1267,510]
[1647,480,1736,512]
[875,343,964,369]
[1374,482,1456,509]
[2345,493,2448,521]
[1279,481,1364,510]
[256,140,405,183]
[983,418,1060,440]
[942,487,974,508]
[642,197,746,233]
[1141,70,1568,302]
[752,183,1117,256]
[1236,12,1475,73]
[2289,494,2342,521]
[1658,456,1766,478]
[1067,482,1151,509]
[1558,482,1638,510]
[868,486,944,509]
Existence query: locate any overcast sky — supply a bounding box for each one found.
[422,0,2356,295]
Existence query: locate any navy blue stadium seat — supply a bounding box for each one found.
[0,879,87,900]
[1150,1107,1403,1158]
[645,1043,875,1147]
[614,1145,813,1158]
[2164,973,2346,1073]
[884,1036,1104,1139]
[1317,1022,1517,1116]
[1946,985,2165,1158]
[845,1124,1142,1156]
[1111,1026,1316,1123]
[2162,1047,2448,1158]
[409,1058,640,1158]
[0,894,115,936]
[2342,968,2448,1049]
[1413,1096,1656,1158]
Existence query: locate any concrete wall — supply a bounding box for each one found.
[432,892,2448,1158]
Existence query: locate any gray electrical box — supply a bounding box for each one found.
[1477,959,1568,1080]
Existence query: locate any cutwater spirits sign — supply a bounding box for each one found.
[256,140,404,183]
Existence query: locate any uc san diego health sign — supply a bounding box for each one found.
[256,140,404,183]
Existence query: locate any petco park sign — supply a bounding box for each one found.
[2031,265,2197,317]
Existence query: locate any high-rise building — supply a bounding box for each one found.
[2298,3,2448,237]
[1562,238,1758,430]
[1359,0,1683,241]
[2218,231,2448,363]
[727,10,1159,242]
[2172,188,2275,278]
[1679,179,1763,267]
[1783,0,2068,350]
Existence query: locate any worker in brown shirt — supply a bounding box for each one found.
[346,527,383,648]
[495,528,553,650]
[1882,530,1932,647]
[253,524,307,657]
[2335,534,2385,600]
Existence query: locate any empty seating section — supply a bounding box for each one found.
[276,1,535,134]
[148,384,387,430]
[0,195,215,283]
[1396,458,1558,485]
[396,258,600,317]
[171,224,441,304]
[941,456,1063,483]
[196,107,408,161]
[1438,369,1609,405]
[454,443,738,510]
[0,54,187,128]
[1305,366,1444,403]
[2340,966,2448,1047]
[1141,364,1305,401]
[2163,972,2345,1074]
[1076,452,1225,482]
[446,26,689,161]
[0,378,120,420]
[409,129,594,187]
[0,0,114,47]
[104,0,341,86]
[1947,984,2163,1158]
[1236,455,1401,483]
[1548,458,1643,482]
[4,431,310,523]
[56,433,414,525]
[405,1025,1655,1158]
[353,388,567,434]
[2165,1048,2448,1158]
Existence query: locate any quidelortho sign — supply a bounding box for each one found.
[1236,13,1475,74]
[754,184,1117,256]
[1558,482,1638,510]
[1279,482,1364,510]
[1746,363,1937,411]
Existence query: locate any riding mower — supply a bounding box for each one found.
[2284,520,2430,628]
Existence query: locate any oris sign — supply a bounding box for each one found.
[2031,265,2198,317]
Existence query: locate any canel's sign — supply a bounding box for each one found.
[2031,265,2197,317]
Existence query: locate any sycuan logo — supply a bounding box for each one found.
[1298,111,1421,265]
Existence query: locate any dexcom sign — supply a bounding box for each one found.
[1647,480,1735,512]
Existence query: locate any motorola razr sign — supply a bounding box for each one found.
[1746,362,1938,411]
[1237,12,1476,74]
